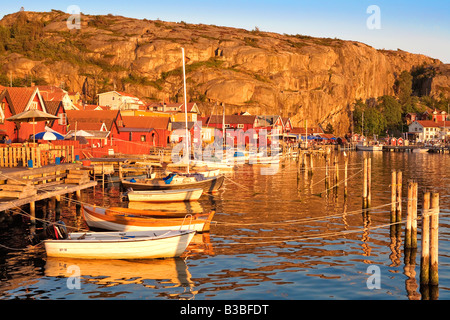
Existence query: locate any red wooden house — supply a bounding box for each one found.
[65,110,122,147]
[0,87,15,142]
[117,116,171,148]
[202,114,257,131]
[4,87,48,143]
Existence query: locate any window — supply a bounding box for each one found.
[224,124,230,128]
[30,101,38,110]
[140,135,146,142]
[237,124,244,129]
[58,113,67,125]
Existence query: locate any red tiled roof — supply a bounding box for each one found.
[5,87,39,114]
[416,120,447,127]
[65,110,120,131]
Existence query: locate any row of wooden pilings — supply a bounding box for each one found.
[296,150,440,298]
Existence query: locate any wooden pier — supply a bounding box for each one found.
[0,163,96,219]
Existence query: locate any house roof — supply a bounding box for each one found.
[44,100,61,116]
[65,110,121,131]
[38,86,67,102]
[414,120,447,128]
[290,127,324,135]
[204,114,257,125]
[121,116,170,130]
[5,87,45,114]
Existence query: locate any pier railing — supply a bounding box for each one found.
[0,144,75,168]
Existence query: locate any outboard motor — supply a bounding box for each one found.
[45,220,68,240]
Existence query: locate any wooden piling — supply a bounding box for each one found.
[420,191,430,285]
[362,157,368,208]
[308,153,313,176]
[411,181,418,249]
[367,157,371,207]
[54,195,61,221]
[396,170,402,223]
[344,155,348,198]
[430,192,439,286]
[334,155,339,188]
[391,170,397,216]
[405,180,413,248]
[29,201,35,225]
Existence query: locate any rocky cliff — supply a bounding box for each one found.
[1,10,449,134]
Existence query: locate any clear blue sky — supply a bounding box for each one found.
[1,0,449,63]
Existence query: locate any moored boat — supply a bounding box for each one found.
[121,174,225,192]
[83,205,215,232]
[127,188,203,202]
[356,142,383,151]
[44,229,196,259]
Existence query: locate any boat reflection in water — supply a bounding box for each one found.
[44,257,197,299]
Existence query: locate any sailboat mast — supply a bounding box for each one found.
[182,47,190,173]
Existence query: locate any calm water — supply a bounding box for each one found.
[0,151,449,301]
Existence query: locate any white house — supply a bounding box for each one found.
[97,91,145,110]
[408,120,449,142]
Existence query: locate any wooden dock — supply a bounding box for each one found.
[0,163,96,214]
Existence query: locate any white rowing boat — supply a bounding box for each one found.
[127,188,203,202]
[44,229,196,259]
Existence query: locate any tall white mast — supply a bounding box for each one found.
[182,48,189,173]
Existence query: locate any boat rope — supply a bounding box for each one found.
[210,218,412,246]
[212,202,395,227]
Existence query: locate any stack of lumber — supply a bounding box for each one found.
[0,179,37,199]
[65,169,91,185]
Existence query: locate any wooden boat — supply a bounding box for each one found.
[83,205,215,232]
[106,206,194,218]
[127,201,204,214]
[356,142,383,151]
[412,147,429,153]
[44,229,196,259]
[121,174,225,192]
[127,188,203,202]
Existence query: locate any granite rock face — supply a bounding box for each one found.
[1,11,448,134]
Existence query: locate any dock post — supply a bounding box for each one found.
[75,190,81,217]
[308,153,313,176]
[396,170,402,223]
[390,170,397,232]
[344,154,348,198]
[29,201,36,225]
[420,191,431,285]
[362,157,368,208]
[325,152,329,189]
[334,155,339,189]
[405,180,413,248]
[430,192,439,286]
[411,181,418,249]
[367,157,371,207]
[54,195,61,221]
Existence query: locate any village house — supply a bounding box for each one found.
[65,110,122,147]
[408,120,450,142]
[0,86,15,142]
[1,86,48,143]
[97,91,145,110]
[117,116,171,148]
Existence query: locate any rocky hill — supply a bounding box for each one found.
[1,10,449,134]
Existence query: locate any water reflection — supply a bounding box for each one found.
[0,152,449,299]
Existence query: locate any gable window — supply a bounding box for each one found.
[58,113,67,125]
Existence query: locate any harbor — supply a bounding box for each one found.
[0,149,448,300]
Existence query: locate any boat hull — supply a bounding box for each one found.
[127,188,203,202]
[44,229,196,259]
[121,174,225,192]
[83,205,213,233]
